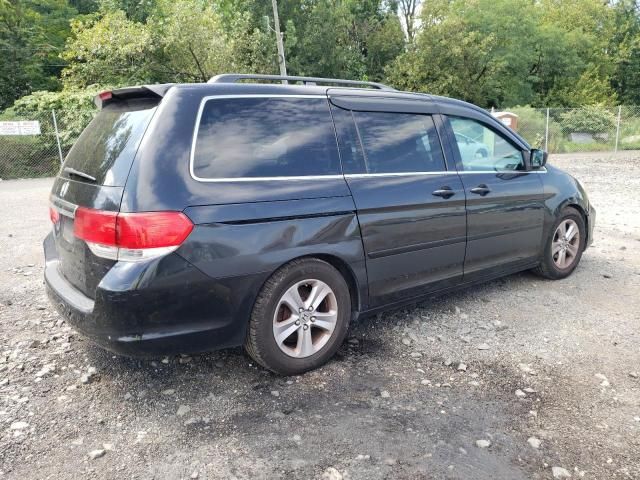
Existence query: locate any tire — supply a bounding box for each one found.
[244,258,351,375]
[533,207,586,280]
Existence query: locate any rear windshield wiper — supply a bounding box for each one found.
[63,167,96,183]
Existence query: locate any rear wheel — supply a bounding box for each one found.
[533,207,586,279]
[245,258,351,375]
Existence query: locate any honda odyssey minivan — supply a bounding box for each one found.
[45,74,595,375]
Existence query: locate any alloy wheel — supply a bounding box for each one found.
[552,218,580,269]
[272,279,338,358]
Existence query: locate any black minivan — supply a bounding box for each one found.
[45,74,595,375]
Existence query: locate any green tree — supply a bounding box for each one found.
[218,0,404,81]
[0,0,79,109]
[149,0,274,82]
[536,0,617,106]
[5,0,636,113]
[386,0,540,107]
[61,10,155,88]
[59,0,277,87]
[386,0,620,108]
[99,0,155,22]
[609,0,640,104]
[397,0,418,42]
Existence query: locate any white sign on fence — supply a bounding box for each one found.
[0,121,41,135]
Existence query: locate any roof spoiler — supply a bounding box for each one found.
[94,84,175,109]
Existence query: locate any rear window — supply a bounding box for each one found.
[192,97,340,179]
[63,98,158,186]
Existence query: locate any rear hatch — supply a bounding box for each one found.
[49,88,163,299]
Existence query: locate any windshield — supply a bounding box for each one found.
[62,98,158,186]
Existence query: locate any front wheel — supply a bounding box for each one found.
[245,258,351,375]
[533,207,586,279]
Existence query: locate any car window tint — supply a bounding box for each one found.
[353,111,445,174]
[63,98,158,186]
[193,97,340,179]
[449,117,524,171]
[330,105,366,174]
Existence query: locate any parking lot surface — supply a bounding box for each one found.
[1,152,639,479]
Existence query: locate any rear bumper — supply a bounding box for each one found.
[44,232,265,356]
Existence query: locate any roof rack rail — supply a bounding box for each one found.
[208,73,395,91]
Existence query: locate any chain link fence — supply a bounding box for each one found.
[0,109,96,180]
[1,105,639,180]
[505,106,640,154]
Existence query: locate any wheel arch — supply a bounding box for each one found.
[313,253,363,314]
[259,253,365,317]
[565,202,589,245]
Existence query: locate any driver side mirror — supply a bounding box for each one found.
[530,149,548,169]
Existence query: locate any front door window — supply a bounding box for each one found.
[449,117,524,172]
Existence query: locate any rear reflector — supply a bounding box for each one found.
[49,206,60,224]
[73,207,193,261]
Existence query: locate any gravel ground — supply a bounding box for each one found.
[1,152,639,480]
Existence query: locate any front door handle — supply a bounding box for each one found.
[470,184,491,196]
[432,186,455,199]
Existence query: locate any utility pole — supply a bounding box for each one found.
[271,0,288,81]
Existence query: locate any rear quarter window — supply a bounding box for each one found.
[192,97,341,179]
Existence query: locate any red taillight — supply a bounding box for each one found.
[117,212,193,249]
[74,207,117,245]
[73,208,193,259]
[49,206,60,224]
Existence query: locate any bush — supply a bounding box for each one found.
[12,89,99,153]
[0,133,61,179]
[619,110,640,149]
[0,89,100,179]
[559,106,616,135]
[510,106,563,153]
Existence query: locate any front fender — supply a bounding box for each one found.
[540,164,594,247]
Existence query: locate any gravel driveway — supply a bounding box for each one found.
[1,152,639,479]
